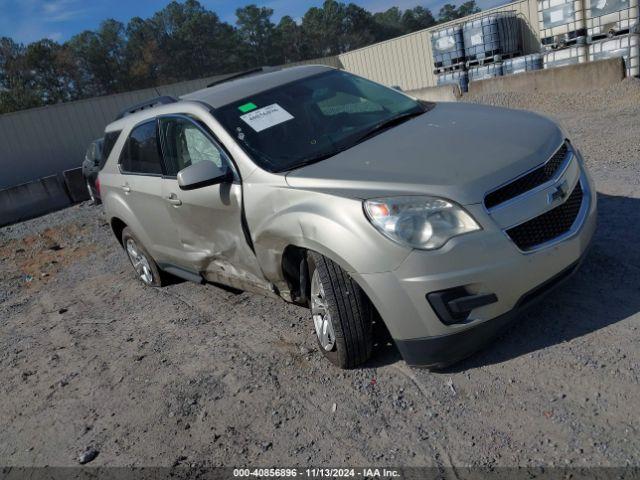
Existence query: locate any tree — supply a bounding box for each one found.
[401,6,436,32]
[372,7,406,41]
[457,1,481,18]
[438,1,480,22]
[0,0,483,114]
[274,16,306,63]
[236,5,278,67]
[66,20,128,96]
[0,37,41,113]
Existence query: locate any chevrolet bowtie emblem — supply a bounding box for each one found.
[548,180,569,204]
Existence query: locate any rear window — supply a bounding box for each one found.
[119,121,163,175]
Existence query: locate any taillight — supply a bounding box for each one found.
[95,178,101,195]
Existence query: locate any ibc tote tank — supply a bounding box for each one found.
[468,63,504,81]
[436,70,469,92]
[538,0,587,48]
[584,0,639,40]
[431,26,466,68]
[588,33,640,76]
[503,53,544,74]
[543,44,588,67]
[463,12,522,63]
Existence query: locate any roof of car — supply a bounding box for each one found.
[105,65,334,132]
[181,65,334,108]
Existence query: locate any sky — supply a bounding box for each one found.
[0,0,509,44]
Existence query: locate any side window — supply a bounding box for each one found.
[120,121,163,175]
[159,117,228,176]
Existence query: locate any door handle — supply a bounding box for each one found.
[121,184,131,193]
[166,194,182,206]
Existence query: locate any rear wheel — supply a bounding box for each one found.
[307,252,373,368]
[122,228,165,287]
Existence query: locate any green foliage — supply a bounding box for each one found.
[0,0,481,114]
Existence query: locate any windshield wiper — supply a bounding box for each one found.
[351,109,426,146]
[278,108,426,173]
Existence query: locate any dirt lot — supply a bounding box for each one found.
[1,79,639,469]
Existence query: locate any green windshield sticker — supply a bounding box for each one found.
[238,102,257,113]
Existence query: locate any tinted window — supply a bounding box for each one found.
[159,117,228,176]
[120,122,163,175]
[213,70,425,172]
[100,131,120,168]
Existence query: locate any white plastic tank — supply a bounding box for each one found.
[543,44,588,67]
[436,70,469,92]
[503,53,544,74]
[588,33,640,76]
[584,0,639,39]
[462,12,522,63]
[431,26,466,68]
[538,0,587,48]
[468,63,504,81]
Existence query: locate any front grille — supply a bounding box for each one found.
[485,143,569,209]
[506,182,584,251]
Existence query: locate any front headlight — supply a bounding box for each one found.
[364,196,480,250]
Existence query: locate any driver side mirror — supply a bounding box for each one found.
[177,161,233,190]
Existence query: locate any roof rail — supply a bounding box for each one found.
[115,96,177,120]
[206,66,280,88]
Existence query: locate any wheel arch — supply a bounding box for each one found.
[110,217,128,247]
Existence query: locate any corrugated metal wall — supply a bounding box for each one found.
[0,74,231,190]
[339,0,540,90]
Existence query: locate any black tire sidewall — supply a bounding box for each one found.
[307,252,373,368]
[307,253,344,366]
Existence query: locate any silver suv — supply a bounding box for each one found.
[99,66,597,369]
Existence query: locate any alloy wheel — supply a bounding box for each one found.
[125,238,154,285]
[310,269,336,351]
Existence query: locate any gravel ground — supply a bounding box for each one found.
[1,79,639,469]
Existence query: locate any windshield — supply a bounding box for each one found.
[213,70,427,172]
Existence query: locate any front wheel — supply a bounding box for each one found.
[307,252,373,368]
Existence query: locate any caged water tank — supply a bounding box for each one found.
[543,44,588,67]
[588,33,639,76]
[463,12,522,63]
[436,70,469,92]
[584,0,639,40]
[538,0,587,48]
[503,53,544,74]
[431,26,466,68]
[468,63,504,81]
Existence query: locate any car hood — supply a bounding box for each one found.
[285,102,564,205]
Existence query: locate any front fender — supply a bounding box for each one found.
[246,187,412,288]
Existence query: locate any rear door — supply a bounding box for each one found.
[157,115,267,289]
[118,120,180,263]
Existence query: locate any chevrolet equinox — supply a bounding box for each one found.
[99,66,597,369]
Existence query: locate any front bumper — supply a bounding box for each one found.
[354,161,597,368]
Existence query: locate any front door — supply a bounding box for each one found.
[158,115,268,291]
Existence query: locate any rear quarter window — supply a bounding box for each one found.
[100,131,121,168]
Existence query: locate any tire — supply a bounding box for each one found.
[307,252,374,368]
[121,227,165,287]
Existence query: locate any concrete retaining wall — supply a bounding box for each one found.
[468,57,625,95]
[408,84,462,102]
[0,175,71,227]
